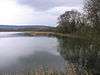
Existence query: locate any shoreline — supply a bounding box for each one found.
[26,31,100,42]
[25,31,80,38]
[1,31,99,42]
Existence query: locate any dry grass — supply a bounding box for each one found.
[25,31,80,38]
[0,64,93,75]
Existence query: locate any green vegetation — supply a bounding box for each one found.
[0,0,100,40]
[0,0,100,74]
[57,36,100,75]
[56,0,100,39]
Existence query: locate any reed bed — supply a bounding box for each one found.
[0,64,93,75]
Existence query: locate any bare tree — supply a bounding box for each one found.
[57,10,84,33]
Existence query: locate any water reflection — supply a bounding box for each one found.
[57,36,100,75]
[0,33,65,72]
[0,32,100,75]
[0,32,32,37]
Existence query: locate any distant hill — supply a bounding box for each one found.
[0,25,56,31]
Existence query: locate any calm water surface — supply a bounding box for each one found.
[0,32,65,71]
[0,32,100,75]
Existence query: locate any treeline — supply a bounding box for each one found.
[0,25,56,32]
[57,0,100,37]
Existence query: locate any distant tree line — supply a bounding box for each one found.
[57,0,100,35]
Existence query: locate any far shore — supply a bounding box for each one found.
[24,31,80,38]
[0,31,92,39]
[0,31,78,38]
[1,31,99,41]
[24,31,100,42]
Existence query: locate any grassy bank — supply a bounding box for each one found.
[24,31,80,38]
[24,31,100,42]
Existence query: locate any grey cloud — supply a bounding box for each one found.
[16,0,83,11]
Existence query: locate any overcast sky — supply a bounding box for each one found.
[0,0,83,26]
